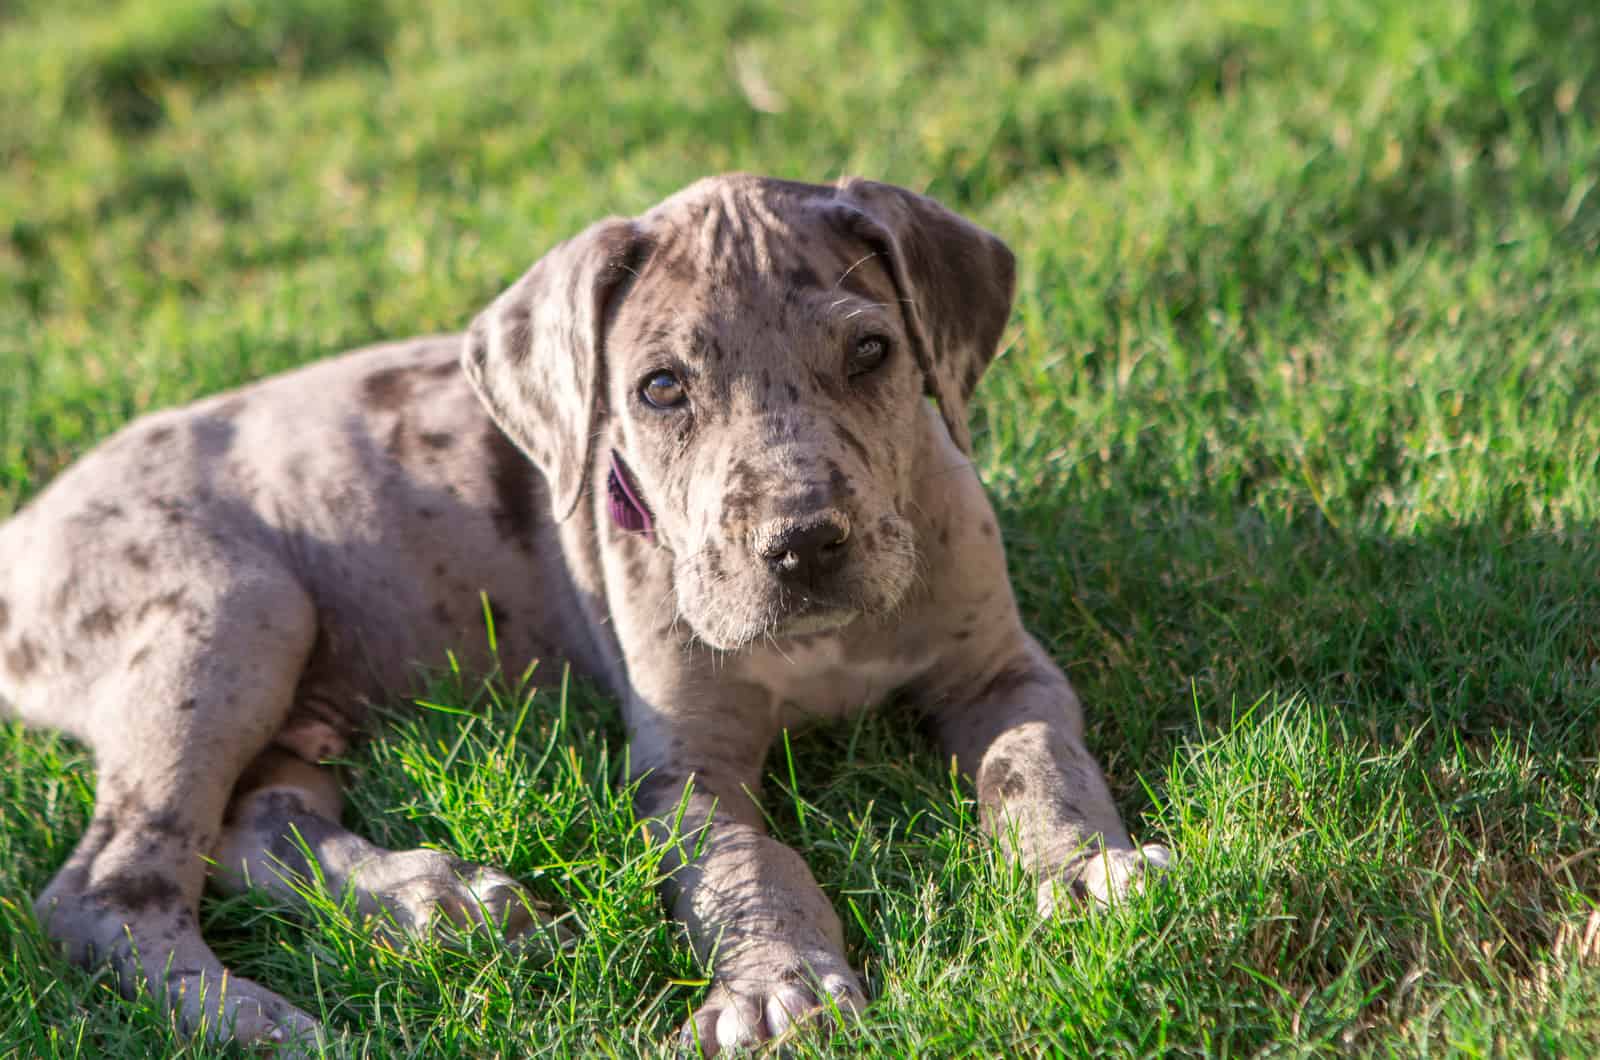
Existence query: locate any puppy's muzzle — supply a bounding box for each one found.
[757,510,850,591]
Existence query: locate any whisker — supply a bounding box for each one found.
[834,251,879,288]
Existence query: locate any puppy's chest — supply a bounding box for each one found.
[733,636,932,726]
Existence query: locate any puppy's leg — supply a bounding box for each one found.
[634,733,864,1057]
[213,749,549,941]
[933,635,1171,913]
[33,570,323,1047]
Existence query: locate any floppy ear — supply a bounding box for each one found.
[832,178,1016,453]
[462,218,646,521]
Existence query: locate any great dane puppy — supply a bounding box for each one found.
[0,174,1170,1053]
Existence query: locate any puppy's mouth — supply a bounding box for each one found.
[678,515,918,651]
[771,596,860,637]
[680,573,864,649]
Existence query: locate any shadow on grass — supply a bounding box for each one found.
[67,0,394,135]
[763,484,1596,1051]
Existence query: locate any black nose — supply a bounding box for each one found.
[761,514,850,582]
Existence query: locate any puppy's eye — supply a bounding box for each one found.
[849,335,890,379]
[640,370,687,409]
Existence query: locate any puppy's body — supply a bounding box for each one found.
[1,340,599,750]
[0,175,1167,1054]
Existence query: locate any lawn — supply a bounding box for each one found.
[2,0,1598,1055]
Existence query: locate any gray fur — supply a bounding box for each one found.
[0,174,1169,1055]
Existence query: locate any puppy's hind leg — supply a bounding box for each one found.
[214,749,552,943]
[32,565,324,1048]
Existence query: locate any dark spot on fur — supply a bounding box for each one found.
[246,790,338,871]
[938,526,950,546]
[420,432,454,450]
[5,636,41,677]
[128,645,152,667]
[622,545,650,583]
[362,367,413,410]
[100,872,180,913]
[268,829,311,871]
[136,590,188,620]
[77,606,121,637]
[977,662,1054,706]
[634,771,691,811]
[150,496,187,525]
[785,382,801,404]
[485,597,510,634]
[501,299,533,361]
[176,697,196,712]
[834,422,870,467]
[322,485,355,518]
[952,629,972,641]
[722,459,762,529]
[826,459,853,500]
[384,419,409,458]
[432,602,451,627]
[146,811,187,838]
[215,398,247,419]
[978,757,1026,805]
[0,597,8,633]
[71,500,126,527]
[484,424,536,552]
[963,359,983,396]
[788,264,820,289]
[146,427,175,447]
[980,520,996,538]
[123,543,153,570]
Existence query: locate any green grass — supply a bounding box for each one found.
[3,0,1598,1054]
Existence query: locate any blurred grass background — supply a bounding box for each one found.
[1,0,1598,1055]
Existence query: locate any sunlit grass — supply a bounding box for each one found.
[2,0,1597,1054]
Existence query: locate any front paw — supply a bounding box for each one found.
[1037,842,1173,915]
[678,964,865,1057]
[351,849,560,944]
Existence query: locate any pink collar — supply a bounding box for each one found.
[606,450,655,543]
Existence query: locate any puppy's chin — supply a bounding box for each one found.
[676,525,920,651]
[772,608,860,638]
[678,605,858,652]
[679,582,903,652]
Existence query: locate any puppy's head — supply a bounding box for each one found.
[465,175,1014,651]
